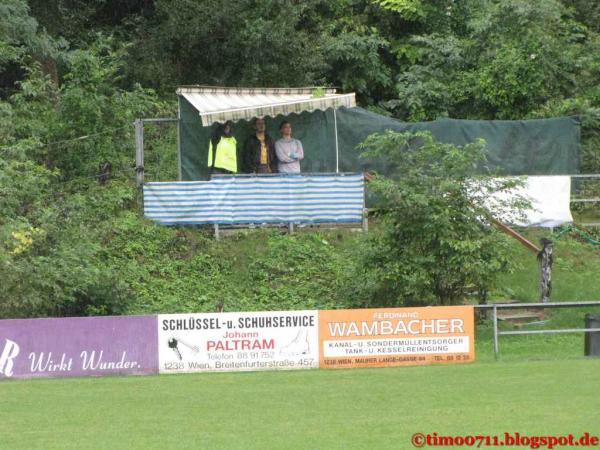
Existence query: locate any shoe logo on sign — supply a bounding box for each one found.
[0,339,20,377]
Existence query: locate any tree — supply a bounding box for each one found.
[387,0,600,121]
[127,0,329,91]
[0,0,63,93]
[0,35,169,318]
[353,131,528,306]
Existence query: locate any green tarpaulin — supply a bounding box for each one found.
[179,97,580,181]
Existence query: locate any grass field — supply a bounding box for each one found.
[1,231,598,449]
[1,357,599,450]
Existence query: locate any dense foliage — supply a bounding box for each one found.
[1,0,599,317]
[353,131,526,305]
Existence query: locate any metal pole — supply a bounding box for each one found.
[474,300,600,309]
[500,328,600,336]
[177,101,182,181]
[333,109,339,173]
[493,304,499,360]
[135,119,144,188]
[140,118,178,123]
[362,175,368,232]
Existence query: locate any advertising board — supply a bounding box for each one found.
[0,315,158,379]
[319,306,474,369]
[158,310,319,373]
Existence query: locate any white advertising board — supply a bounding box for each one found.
[158,311,318,373]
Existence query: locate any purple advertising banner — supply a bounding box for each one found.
[0,315,158,380]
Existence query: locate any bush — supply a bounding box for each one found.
[352,131,527,306]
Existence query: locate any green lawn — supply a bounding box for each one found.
[475,305,600,363]
[476,226,600,362]
[1,230,598,449]
[1,358,599,449]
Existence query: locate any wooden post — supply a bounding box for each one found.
[98,162,112,185]
[135,119,144,188]
[538,238,553,303]
[362,172,370,232]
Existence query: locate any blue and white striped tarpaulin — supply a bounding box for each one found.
[143,173,365,225]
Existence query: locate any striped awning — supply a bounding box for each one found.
[177,86,356,126]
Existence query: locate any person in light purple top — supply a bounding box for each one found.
[275,121,304,173]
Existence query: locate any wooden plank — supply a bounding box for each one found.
[492,219,540,253]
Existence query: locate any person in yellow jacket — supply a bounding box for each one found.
[208,120,237,175]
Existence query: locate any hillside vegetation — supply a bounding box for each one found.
[1,0,600,318]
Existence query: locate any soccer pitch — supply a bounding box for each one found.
[1,359,598,449]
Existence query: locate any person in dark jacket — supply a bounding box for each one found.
[243,117,278,173]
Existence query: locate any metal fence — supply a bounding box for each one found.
[474,301,600,359]
[570,174,600,227]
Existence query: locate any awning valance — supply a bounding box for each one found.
[176,86,356,126]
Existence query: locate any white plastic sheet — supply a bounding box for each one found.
[487,176,573,227]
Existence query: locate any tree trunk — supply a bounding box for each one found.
[538,238,553,303]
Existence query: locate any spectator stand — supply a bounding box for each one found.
[138,86,362,235]
[135,85,597,234]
